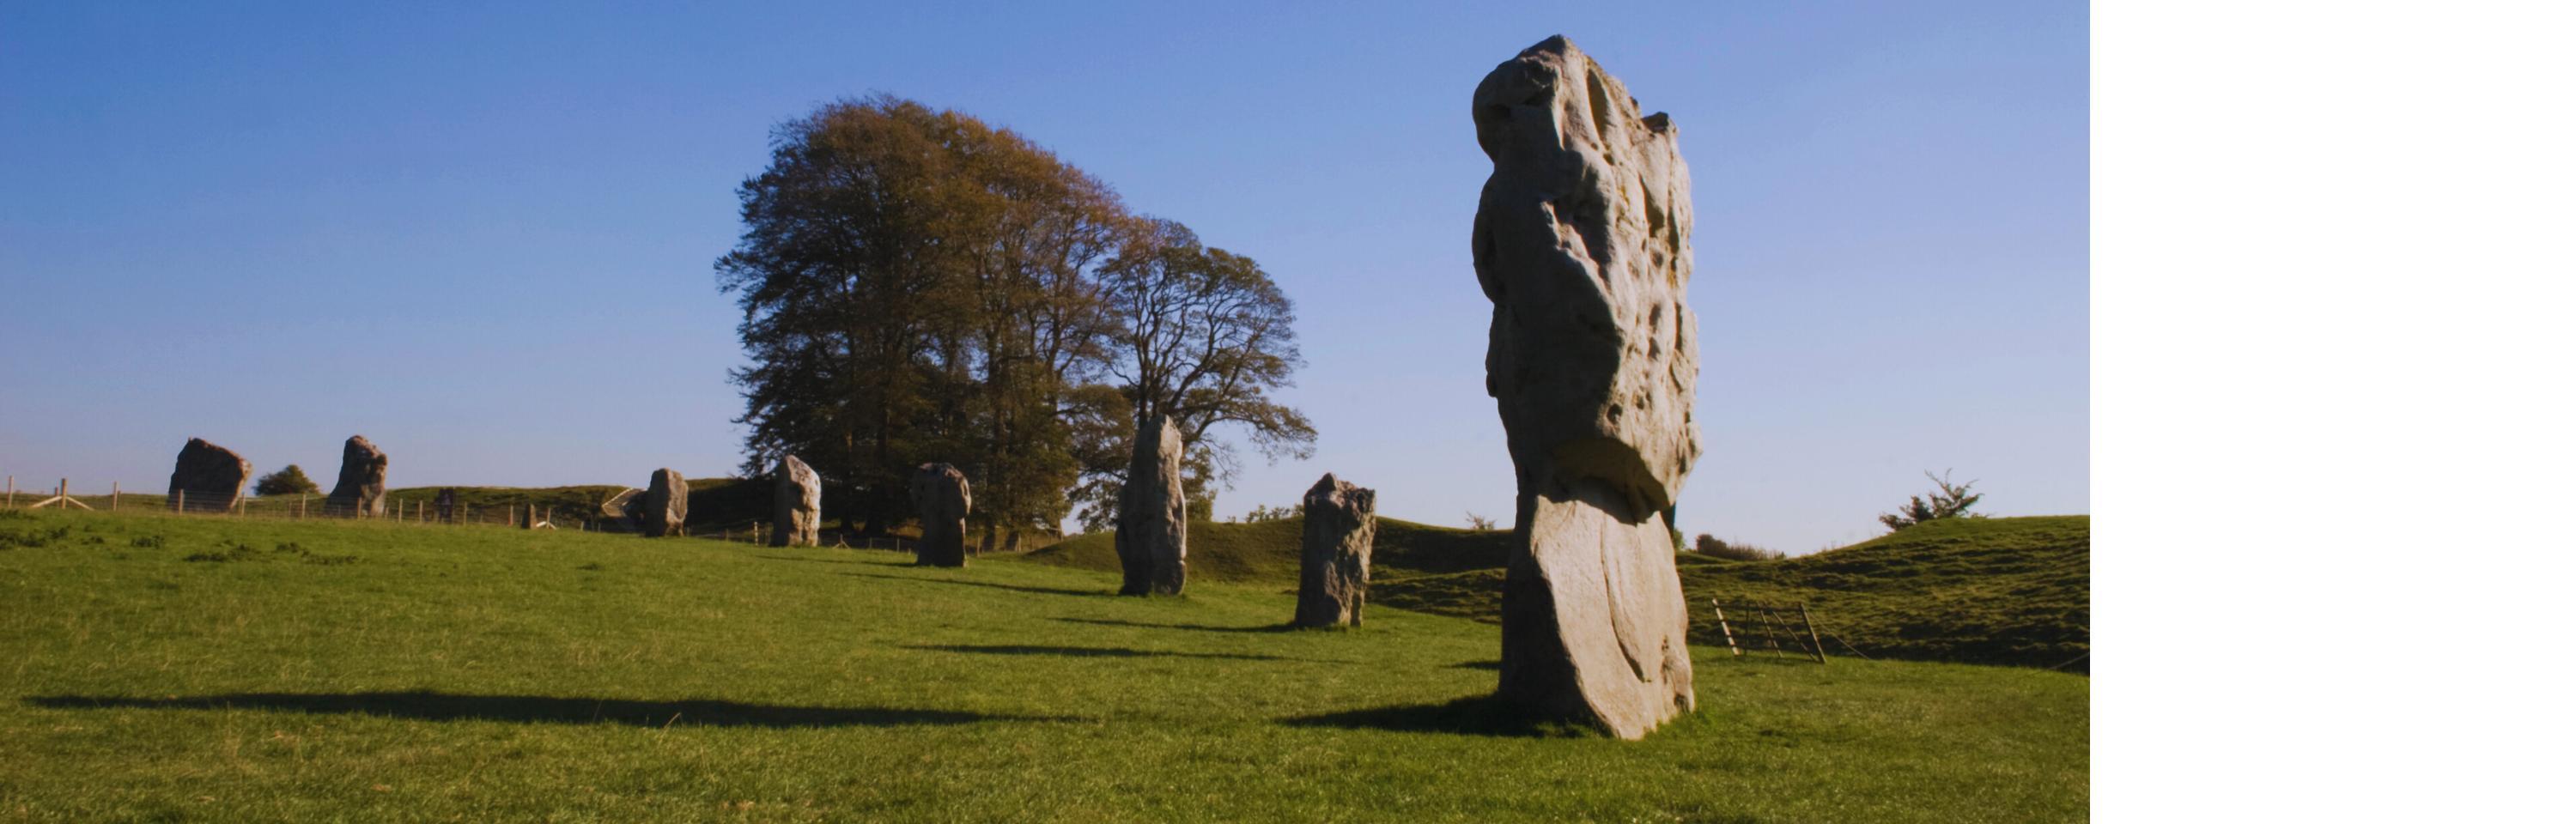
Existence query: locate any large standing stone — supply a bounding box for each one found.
[166,438,251,513]
[908,463,971,567]
[772,455,823,548]
[1292,473,1376,627]
[637,469,688,537]
[1473,35,1701,740]
[1114,415,1188,595]
[325,434,388,518]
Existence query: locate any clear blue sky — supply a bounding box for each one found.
[0,1,2086,553]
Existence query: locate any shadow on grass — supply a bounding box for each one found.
[24,692,1075,729]
[1449,660,1504,670]
[903,644,1334,663]
[1053,616,1294,634]
[750,554,884,566]
[837,570,1103,597]
[1279,694,1595,738]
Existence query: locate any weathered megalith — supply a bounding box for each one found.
[1292,473,1376,627]
[1115,415,1188,595]
[325,435,388,518]
[771,455,822,548]
[909,463,971,567]
[637,469,688,537]
[1473,35,1702,740]
[166,438,251,513]
[434,488,458,523]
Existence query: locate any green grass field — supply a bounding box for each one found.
[1038,514,2090,670]
[0,508,2086,821]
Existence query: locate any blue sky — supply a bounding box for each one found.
[0,1,2087,552]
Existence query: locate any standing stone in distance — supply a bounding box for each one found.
[1473,35,1702,740]
[325,434,389,518]
[1115,415,1188,595]
[638,469,689,537]
[1292,473,1376,628]
[434,488,458,523]
[771,455,823,548]
[909,463,971,567]
[166,438,251,513]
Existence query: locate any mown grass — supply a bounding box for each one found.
[0,508,2085,821]
[1374,517,2093,670]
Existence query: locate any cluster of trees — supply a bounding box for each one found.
[1234,502,1299,524]
[253,465,319,497]
[719,95,1313,542]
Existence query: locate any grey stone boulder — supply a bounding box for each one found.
[166,438,250,513]
[600,488,639,520]
[1115,415,1188,595]
[637,469,688,537]
[909,463,971,566]
[1292,473,1376,627]
[1473,35,1701,740]
[325,435,388,518]
[772,455,823,548]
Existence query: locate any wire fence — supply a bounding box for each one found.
[0,474,933,550]
[0,473,1067,559]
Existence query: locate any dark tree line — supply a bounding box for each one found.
[719,95,1311,542]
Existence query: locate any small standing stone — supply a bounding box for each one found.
[434,488,458,523]
[771,455,822,548]
[166,438,251,513]
[1115,415,1188,595]
[637,469,688,537]
[1293,473,1376,627]
[909,463,971,567]
[325,434,389,518]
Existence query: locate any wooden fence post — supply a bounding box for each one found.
[1797,602,1826,664]
[111,482,119,511]
[1710,602,1742,657]
[175,489,185,513]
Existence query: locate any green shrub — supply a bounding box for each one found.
[254,465,322,497]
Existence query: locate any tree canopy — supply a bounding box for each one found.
[719,95,1309,538]
[253,464,319,497]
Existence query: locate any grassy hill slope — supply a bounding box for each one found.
[0,508,2084,821]
[1375,516,2092,670]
